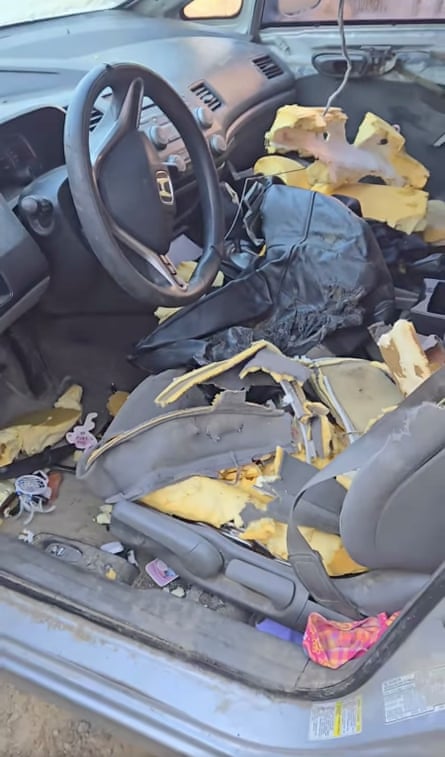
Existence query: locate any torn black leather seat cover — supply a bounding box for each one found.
[133,185,395,373]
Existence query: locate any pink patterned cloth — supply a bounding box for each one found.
[303,611,399,669]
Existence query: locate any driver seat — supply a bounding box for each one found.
[109,387,445,629]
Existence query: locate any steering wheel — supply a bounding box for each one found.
[64,63,225,306]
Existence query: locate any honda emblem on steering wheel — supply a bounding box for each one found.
[156,169,174,205]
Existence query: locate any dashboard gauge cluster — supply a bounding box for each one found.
[0,106,65,198]
[0,132,42,188]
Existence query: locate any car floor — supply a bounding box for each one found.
[1,281,260,624]
[2,469,253,626]
[2,471,106,545]
[0,309,140,543]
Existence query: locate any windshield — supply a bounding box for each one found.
[0,0,124,28]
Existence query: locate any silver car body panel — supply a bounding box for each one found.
[2,587,445,756]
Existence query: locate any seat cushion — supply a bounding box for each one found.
[336,570,430,616]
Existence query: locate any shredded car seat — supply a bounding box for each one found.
[80,366,445,630]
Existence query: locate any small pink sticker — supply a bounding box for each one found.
[145,558,178,587]
[66,412,98,450]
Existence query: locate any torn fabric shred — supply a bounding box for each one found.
[303,611,400,669]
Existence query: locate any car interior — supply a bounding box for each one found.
[1,0,445,697]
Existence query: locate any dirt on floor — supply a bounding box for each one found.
[0,681,157,757]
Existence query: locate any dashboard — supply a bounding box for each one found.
[0,8,296,323]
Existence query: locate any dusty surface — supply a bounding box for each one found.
[0,464,246,757]
[0,471,157,757]
[0,682,156,757]
[1,470,152,756]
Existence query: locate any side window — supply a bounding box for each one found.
[263,0,445,24]
[184,0,243,19]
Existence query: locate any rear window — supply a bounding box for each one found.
[262,0,445,25]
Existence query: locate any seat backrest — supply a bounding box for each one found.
[340,402,445,573]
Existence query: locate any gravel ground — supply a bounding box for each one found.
[0,681,156,757]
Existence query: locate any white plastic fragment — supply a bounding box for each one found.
[170,586,186,598]
[96,512,112,525]
[18,529,34,543]
[100,541,124,554]
[127,549,139,567]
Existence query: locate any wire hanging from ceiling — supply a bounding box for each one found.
[323,0,352,115]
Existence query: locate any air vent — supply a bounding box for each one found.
[141,96,154,113]
[189,81,222,112]
[63,105,103,131]
[89,107,103,131]
[253,54,284,80]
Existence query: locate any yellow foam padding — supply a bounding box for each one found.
[422,199,445,244]
[354,112,429,189]
[334,184,428,235]
[336,474,353,491]
[266,106,364,189]
[218,446,283,493]
[254,157,429,235]
[139,433,366,577]
[305,162,340,190]
[0,385,83,466]
[154,261,224,323]
[241,518,366,577]
[0,480,15,525]
[292,419,348,487]
[139,475,272,529]
[155,340,280,406]
[378,319,433,396]
[318,413,338,459]
[140,474,366,576]
[265,105,398,188]
[254,155,312,190]
[265,104,347,158]
[155,306,181,324]
[54,384,83,410]
[265,105,429,192]
[106,391,129,418]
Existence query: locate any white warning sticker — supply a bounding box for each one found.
[383,666,445,724]
[309,696,362,741]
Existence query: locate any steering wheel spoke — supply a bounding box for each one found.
[90,76,144,172]
[112,222,188,291]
